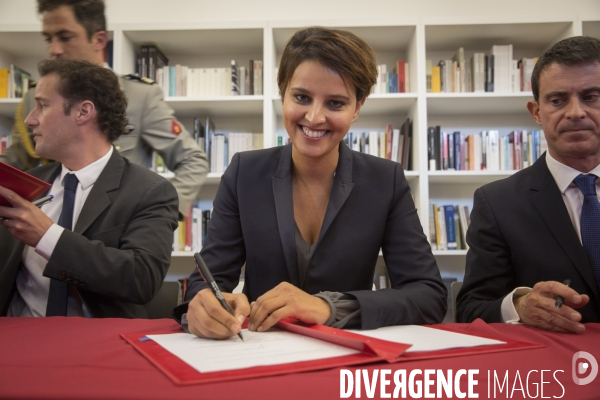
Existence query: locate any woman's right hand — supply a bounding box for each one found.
[186,288,250,339]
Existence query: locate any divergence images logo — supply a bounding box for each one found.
[572,351,598,386]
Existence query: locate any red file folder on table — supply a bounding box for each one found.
[0,162,51,206]
[121,318,541,386]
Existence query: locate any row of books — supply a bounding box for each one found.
[371,61,411,94]
[154,60,263,97]
[430,204,470,251]
[173,207,212,252]
[427,127,547,171]
[343,118,413,169]
[0,64,32,98]
[136,45,168,82]
[209,132,264,173]
[426,45,538,93]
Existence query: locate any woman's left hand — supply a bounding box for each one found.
[248,282,331,331]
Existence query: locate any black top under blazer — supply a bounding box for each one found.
[179,142,447,329]
[457,153,600,323]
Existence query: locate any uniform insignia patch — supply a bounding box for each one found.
[172,120,182,135]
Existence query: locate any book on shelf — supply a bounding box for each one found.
[430,204,471,251]
[425,59,432,92]
[427,126,546,171]
[206,130,263,174]
[137,44,169,81]
[156,60,261,97]
[371,61,410,94]
[231,60,240,96]
[0,69,8,98]
[2,64,33,99]
[173,205,212,252]
[426,45,537,94]
[343,118,412,170]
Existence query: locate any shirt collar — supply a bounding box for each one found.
[60,146,113,190]
[546,151,600,193]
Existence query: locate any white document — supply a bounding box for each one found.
[347,325,505,353]
[147,329,359,373]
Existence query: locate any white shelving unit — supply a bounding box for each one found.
[1,14,598,280]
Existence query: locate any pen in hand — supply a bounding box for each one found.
[0,195,54,222]
[555,279,571,308]
[194,253,244,341]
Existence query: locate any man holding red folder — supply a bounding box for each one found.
[0,59,178,318]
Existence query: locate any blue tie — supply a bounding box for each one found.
[46,173,79,317]
[573,174,600,291]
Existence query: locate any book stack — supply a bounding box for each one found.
[429,204,470,251]
[371,61,410,94]
[426,46,538,93]
[173,206,212,252]
[427,126,547,171]
[344,118,413,170]
[155,59,262,97]
[0,64,32,98]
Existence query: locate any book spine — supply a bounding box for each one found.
[444,205,457,250]
[428,127,436,171]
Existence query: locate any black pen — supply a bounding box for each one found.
[555,279,571,308]
[32,195,54,208]
[193,253,244,341]
[0,195,54,222]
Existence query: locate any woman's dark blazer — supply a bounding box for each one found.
[179,142,447,329]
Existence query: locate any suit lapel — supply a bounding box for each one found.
[315,142,354,246]
[529,154,600,300]
[74,150,124,234]
[272,144,300,286]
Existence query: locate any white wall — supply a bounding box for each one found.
[0,0,599,26]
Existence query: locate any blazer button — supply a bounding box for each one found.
[58,272,65,278]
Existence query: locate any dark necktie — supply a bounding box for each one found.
[46,173,79,317]
[573,174,600,291]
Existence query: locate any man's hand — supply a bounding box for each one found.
[0,185,53,247]
[248,282,331,332]
[187,289,250,339]
[514,281,589,333]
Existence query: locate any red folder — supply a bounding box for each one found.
[121,319,542,386]
[0,162,51,206]
[121,318,410,385]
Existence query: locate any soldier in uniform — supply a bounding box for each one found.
[0,0,208,217]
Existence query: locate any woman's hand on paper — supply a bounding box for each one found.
[248,282,331,332]
[187,289,250,339]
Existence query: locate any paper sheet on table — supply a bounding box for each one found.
[347,325,505,353]
[147,329,360,373]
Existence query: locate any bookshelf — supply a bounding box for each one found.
[0,14,597,281]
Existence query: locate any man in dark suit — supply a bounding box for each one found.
[0,59,179,318]
[457,36,600,332]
